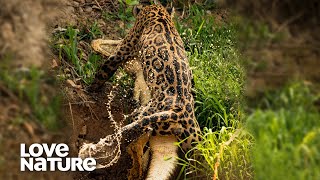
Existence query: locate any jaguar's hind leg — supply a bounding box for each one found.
[90,39,151,104]
[89,40,136,91]
[127,132,151,180]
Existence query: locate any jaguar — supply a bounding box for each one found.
[89,1,201,179]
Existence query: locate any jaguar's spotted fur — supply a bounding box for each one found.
[91,38,179,179]
[89,0,200,160]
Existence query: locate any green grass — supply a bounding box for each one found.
[176,4,320,180]
[102,0,138,36]
[53,26,135,89]
[79,21,103,41]
[176,4,244,129]
[258,81,318,110]
[53,26,103,84]
[178,114,253,180]
[0,56,61,130]
[174,4,251,180]
[118,0,139,22]
[246,82,320,180]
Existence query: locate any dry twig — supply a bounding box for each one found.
[94,0,102,10]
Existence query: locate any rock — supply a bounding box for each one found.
[79,7,84,14]
[92,5,100,10]
[85,6,92,13]
[64,5,75,14]
[72,1,80,7]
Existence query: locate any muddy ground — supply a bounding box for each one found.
[0,0,319,179]
[0,0,143,179]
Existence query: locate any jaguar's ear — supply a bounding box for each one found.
[166,6,175,18]
[153,0,160,5]
[133,5,142,17]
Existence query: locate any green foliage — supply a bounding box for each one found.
[235,17,288,49]
[0,64,61,130]
[55,26,102,84]
[120,0,139,6]
[102,11,118,22]
[102,0,138,36]
[112,68,135,88]
[176,4,244,128]
[80,21,103,40]
[246,83,320,180]
[118,0,139,30]
[179,117,253,180]
[174,4,251,179]
[260,82,319,110]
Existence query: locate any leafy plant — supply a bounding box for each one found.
[260,82,319,110]
[172,4,252,179]
[246,82,320,180]
[120,0,139,6]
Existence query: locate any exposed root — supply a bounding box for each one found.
[69,102,75,133]
[78,81,124,168]
[78,133,121,168]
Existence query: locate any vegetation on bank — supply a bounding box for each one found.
[176,4,251,179]
[174,3,320,180]
[0,56,61,130]
[247,82,320,180]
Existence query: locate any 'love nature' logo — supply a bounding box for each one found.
[20,143,96,171]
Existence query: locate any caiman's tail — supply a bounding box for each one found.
[146,135,179,180]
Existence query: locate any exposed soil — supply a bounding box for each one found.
[0,83,69,179]
[64,84,137,180]
[245,42,320,97]
[53,1,140,179]
[0,0,143,178]
[0,0,69,179]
